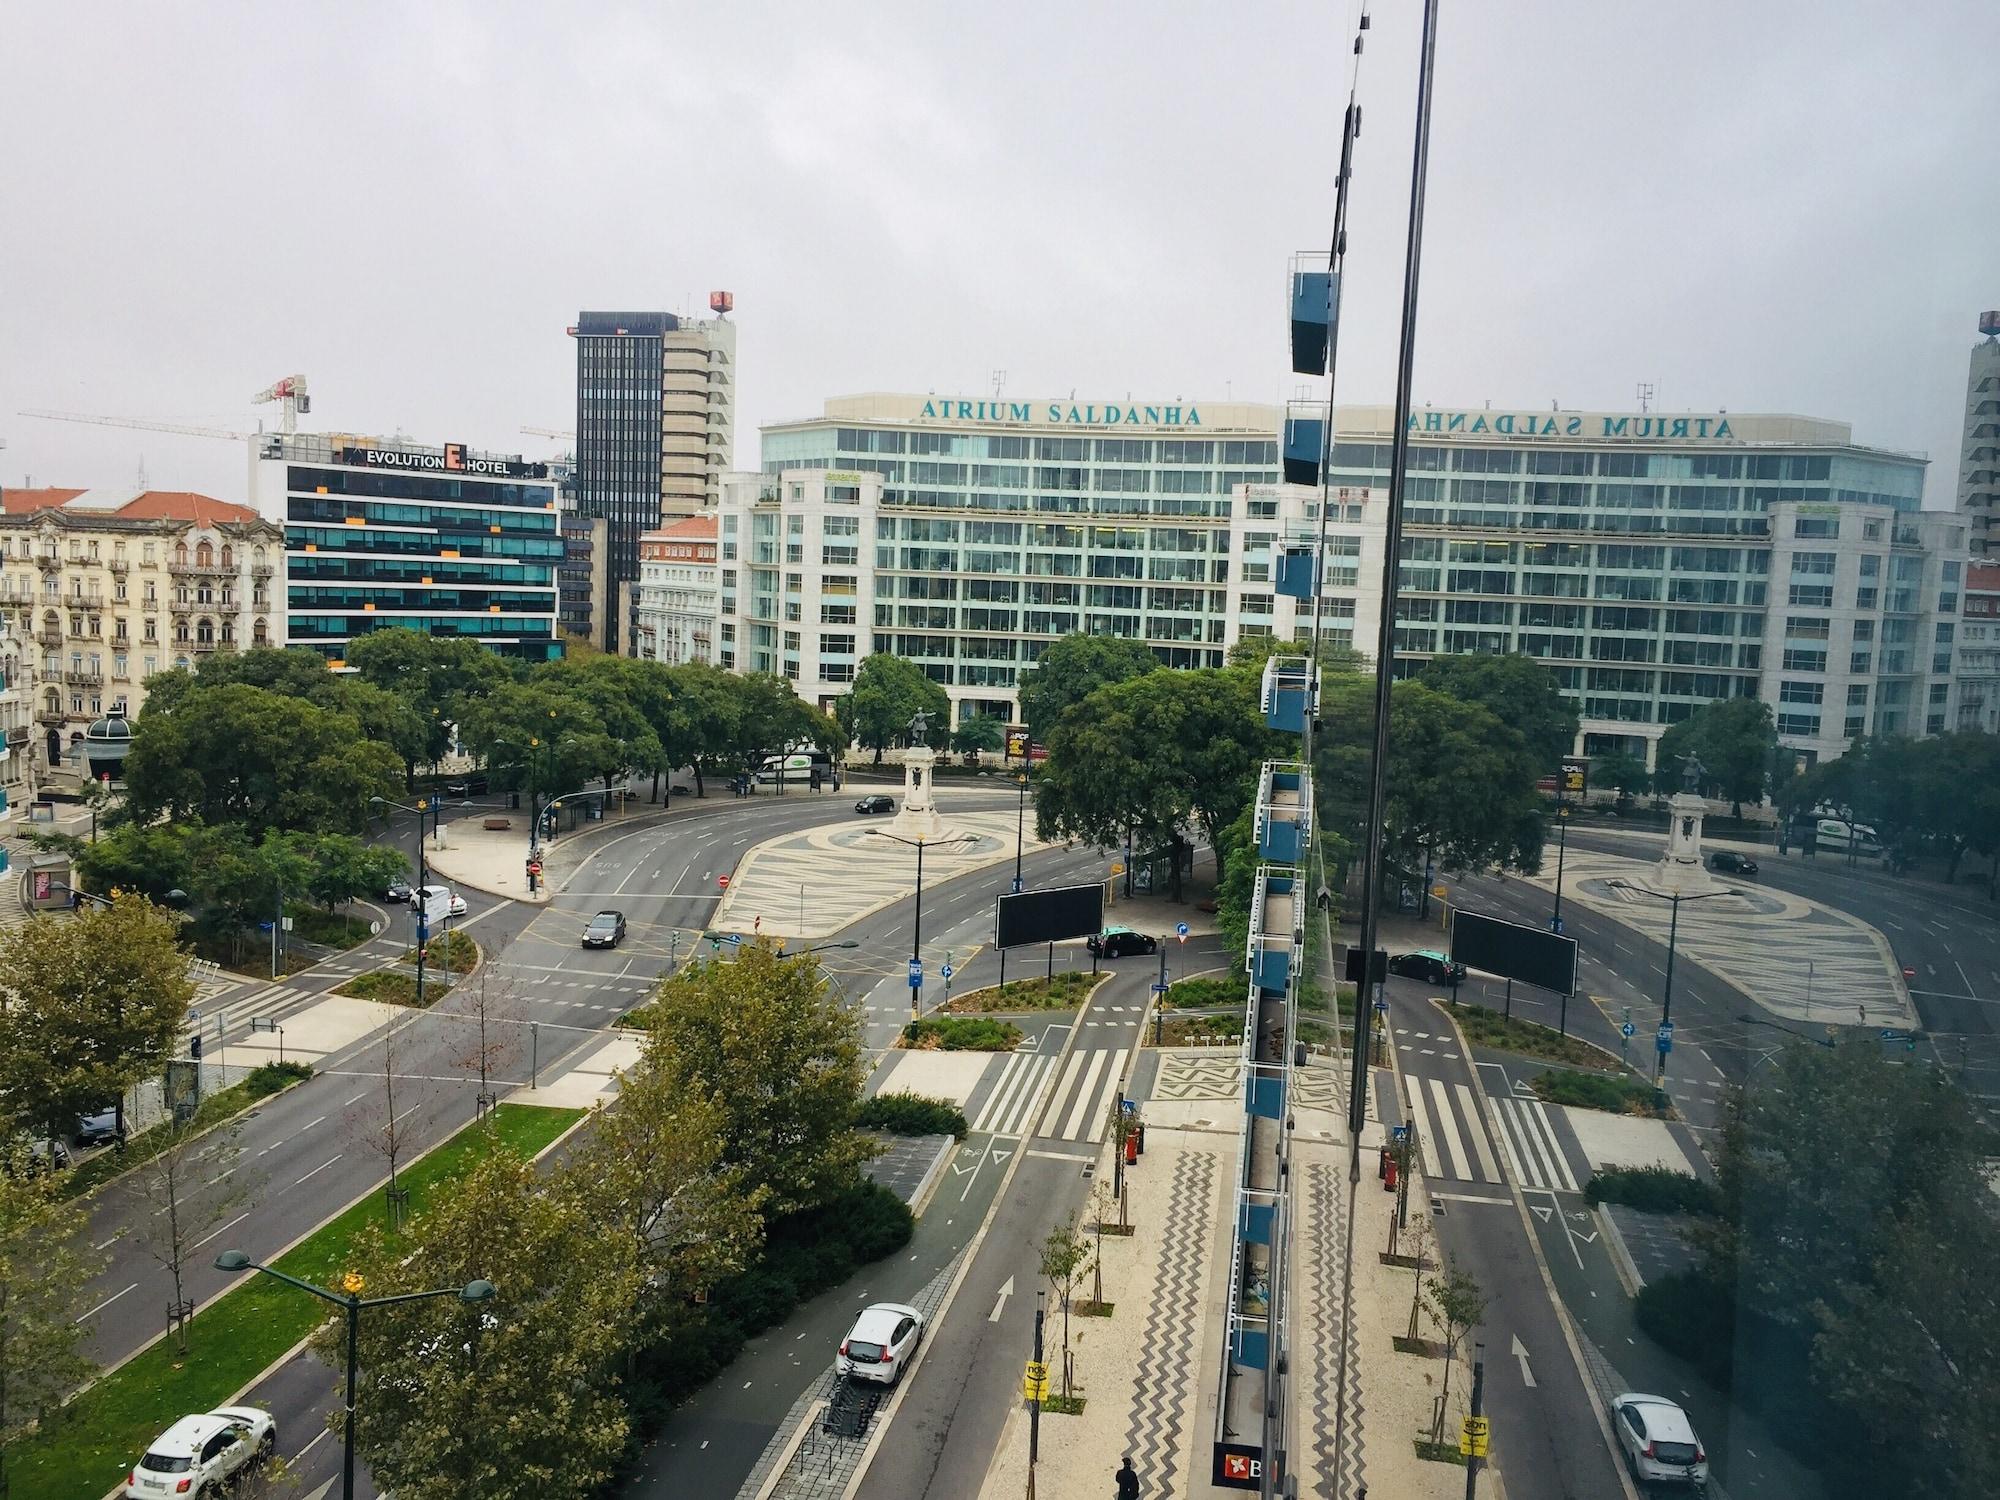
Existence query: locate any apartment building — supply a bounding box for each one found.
[634,513,718,666]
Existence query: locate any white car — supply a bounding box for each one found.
[837,1301,924,1385]
[414,885,468,920]
[127,1406,275,1496]
[1611,1392,1708,1486]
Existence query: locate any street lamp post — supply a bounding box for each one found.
[1013,772,1028,895]
[868,830,976,1017]
[1549,799,1570,933]
[1608,880,1741,1079]
[372,796,434,1009]
[214,1251,493,1500]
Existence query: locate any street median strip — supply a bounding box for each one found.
[16,1103,583,1500]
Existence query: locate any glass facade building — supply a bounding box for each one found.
[251,435,562,663]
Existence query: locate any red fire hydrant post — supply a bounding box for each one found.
[1383,1155,1398,1192]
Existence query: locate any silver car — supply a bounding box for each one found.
[1612,1392,1708,1486]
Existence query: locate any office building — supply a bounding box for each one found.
[1958,561,2000,733]
[557,510,609,650]
[1956,312,2000,557]
[634,514,718,666]
[743,393,1962,767]
[571,301,736,650]
[0,486,282,768]
[247,435,561,664]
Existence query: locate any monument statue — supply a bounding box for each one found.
[1680,752,1705,795]
[908,709,930,745]
[890,708,944,840]
[1653,752,1714,895]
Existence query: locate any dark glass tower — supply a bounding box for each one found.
[574,310,676,651]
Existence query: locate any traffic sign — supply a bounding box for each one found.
[1459,1415,1490,1459]
[718,874,731,889]
[1621,1021,1637,1039]
[941,963,955,982]
[1549,916,1564,935]
[1151,982,1169,994]
[1373,997,1388,1014]
[1656,1021,1674,1054]
[1878,1028,1907,1042]
[1175,921,1190,940]
[908,959,923,988]
[1023,1360,1049,1402]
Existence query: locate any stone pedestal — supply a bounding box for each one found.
[1651,791,1715,896]
[889,745,944,842]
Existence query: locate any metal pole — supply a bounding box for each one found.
[1013,775,1026,894]
[271,876,281,980]
[1351,0,1444,1171]
[1551,802,1568,930]
[1157,940,1168,1046]
[1657,893,1680,1080]
[1463,1346,1485,1500]
[530,1022,539,1088]
[416,812,428,1012]
[342,1294,360,1500]
[911,839,924,1018]
[1030,1290,1045,1465]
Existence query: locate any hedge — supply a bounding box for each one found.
[856,1091,969,1138]
[1584,1164,1724,1217]
[901,1016,1022,1051]
[1530,1067,1670,1117]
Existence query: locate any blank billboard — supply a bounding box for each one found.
[995,883,1104,950]
[1451,910,1577,995]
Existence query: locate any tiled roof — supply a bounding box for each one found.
[648,513,718,541]
[114,491,263,525]
[1,487,85,515]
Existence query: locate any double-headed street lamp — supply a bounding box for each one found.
[1549,798,1571,933]
[213,1250,492,1500]
[868,830,977,1016]
[1607,879,1742,1079]
[371,796,438,1008]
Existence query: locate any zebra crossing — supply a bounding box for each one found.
[969,1044,1130,1142]
[1400,1073,1581,1192]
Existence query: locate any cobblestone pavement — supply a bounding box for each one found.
[1120,1147,1219,1496]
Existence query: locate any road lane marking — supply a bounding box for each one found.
[1025,1148,1095,1162]
[1056,1049,1111,1140]
[1428,1077,1472,1181]
[76,1282,138,1322]
[1403,1083,1443,1180]
[191,1212,251,1253]
[293,1155,342,1186]
[1456,1082,1500,1181]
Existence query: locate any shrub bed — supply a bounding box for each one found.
[1531,1067,1671,1117]
[287,907,376,948]
[1584,1164,1723,1216]
[900,1016,1022,1051]
[946,971,1096,1012]
[1451,1004,1623,1069]
[1157,1012,1243,1046]
[856,1091,969,1138]
[402,928,479,974]
[1163,976,1239,1011]
[336,970,450,1007]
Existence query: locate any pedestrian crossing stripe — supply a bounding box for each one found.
[1489,1095,1579,1193]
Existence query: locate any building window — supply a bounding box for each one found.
[1787,584,1833,607]
[1775,713,1821,736]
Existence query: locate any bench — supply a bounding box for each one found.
[482,817,512,831]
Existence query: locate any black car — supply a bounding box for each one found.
[444,774,489,799]
[582,910,628,948]
[1709,851,1759,876]
[1387,949,1466,986]
[1086,927,1158,959]
[670,784,693,797]
[74,1106,126,1149]
[855,795,895,815]
[384,878,413,904]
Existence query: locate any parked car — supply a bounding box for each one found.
[7,1135,72,1175]
[1610,1392,1707,1487]
[670,783,693,797]
[1087,925,1158,959]
[837,1302,924,1385]
[444,774,489,798]
[1708,850,1759,876]
[126,1406,275,1497]
[855,794,896,815]
[1387,949,1466,986]
[582,910,628,949]
[75,1106,127,1149]
[383,877,413,904]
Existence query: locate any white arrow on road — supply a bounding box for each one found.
[1512,1334,1536,1388]
[990,1276,1015,1323]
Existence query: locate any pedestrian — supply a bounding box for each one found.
[1115,1456,1139,1499]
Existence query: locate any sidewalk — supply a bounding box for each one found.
[422,795,663,904]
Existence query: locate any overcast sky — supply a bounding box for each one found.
[4,2,1996,507]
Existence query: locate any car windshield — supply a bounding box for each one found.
[140,1454,192,1474]
[589,915,618,930]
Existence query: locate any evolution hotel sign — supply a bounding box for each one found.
[919,398,1203,428]
[1409,410,1735,441]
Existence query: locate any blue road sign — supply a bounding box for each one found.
[1151,982,1169,994]
[1621,1021,1637,1038]
[1878,1028,1907,1042]
[1656,1022,1674,1053]
[1549,916,1564,935]
[1011,877,1023,894]
[1175,922,1190,939]
[1390,1124,1410,1143]
[907,959,923,988]
[1373,997,1388,1014]
[941,963,954,982]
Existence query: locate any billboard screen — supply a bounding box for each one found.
[1451,910,1578,995]
[1560,758,1588,795]
[995,883,1104,950]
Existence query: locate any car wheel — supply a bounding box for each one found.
[257,1430,275,1459]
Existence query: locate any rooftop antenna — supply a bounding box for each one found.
[991,369,1007,399]
[1637,382,1655,414]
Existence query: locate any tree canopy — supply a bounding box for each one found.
[1015,634,1160,745]
[1418,652,1580,772]
[1655,696,1778,816]
[838,653,950,763]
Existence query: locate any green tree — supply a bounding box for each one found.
[123,1117,249,1356]
[1422,1261,1486,1438]
[264,830,407,912]
[949,714,1004,763]
[1590,750,1652,805]
[346,628,511,767]
[730,674,831,788]
[536,656,664,794]
[842,654,950,764]
[457,680,618,809]
[0,1149,104,1500]
[1418,652,1580,771]
[1038,1212,1094,1401]
[135,645,336,717]
[639,944,874,1216]
[1015,633,1160,745]
[1654,696,1778,817]
[1034,667,1271,900]
[122,682,404,834]
[74,821,199,903]
[0,895,195,1149]
[321,1150,644,1500]
[660,662,744,796]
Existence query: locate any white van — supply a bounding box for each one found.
[1814,818,1882,859]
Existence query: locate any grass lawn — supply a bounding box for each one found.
[286,907,376,949]
[1448,1003,1622,1070]
[335,970,450,1007]
[1531,1067,1672,1118]
[15,1103,583,1500]
[945,971,1098,1013]
[399,928,479,974]
[66,1063,313,1201]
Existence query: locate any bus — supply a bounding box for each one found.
[1814,818,1882,860]
[755,748,839,788]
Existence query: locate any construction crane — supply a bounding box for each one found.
[252,374,310,434]
[18,409,251,441]
[520,425,576,442]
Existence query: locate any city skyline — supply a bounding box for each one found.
[3,2,1996,505]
